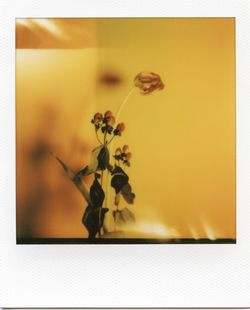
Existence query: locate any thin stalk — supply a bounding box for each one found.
[115,86,135,120]
[98,170,104,238]
[104,86,135,228]
[98,131,107,237]
[95,129,103,145]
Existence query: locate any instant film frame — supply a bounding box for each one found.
[15,17,236,245]
[1,0,250,308]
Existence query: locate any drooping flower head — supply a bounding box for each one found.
[114,122,125,136]
[134,71,164,95]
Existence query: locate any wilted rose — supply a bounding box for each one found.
[134,71,164,95]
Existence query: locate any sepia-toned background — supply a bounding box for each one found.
[16,18,235,239]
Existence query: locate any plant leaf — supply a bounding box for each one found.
[113,207,136,225]
[75,145,103,177]
[111,166,129,194]
[51,152,90,203]
[97,146,110,170]
[82,205,109,239]
[90,178,105,208]
[121,183,135,204]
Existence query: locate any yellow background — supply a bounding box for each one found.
[16,18,235,239]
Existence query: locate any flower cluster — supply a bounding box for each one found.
[134,71,164,95]
[91,111,125,139]
[113,145,132,167]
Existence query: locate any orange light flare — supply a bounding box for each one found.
[16,18,69,41]
[202,220,218,240]
[122,221,180,239]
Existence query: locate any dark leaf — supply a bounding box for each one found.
[51,152,90,203]
[107,163,113,173]
[113,208,136,225]
[111,166,129,194]
[97,146,110,170]
[75,145,103,177]
[121,183,135,204]
[82,205,109,239]
[90,178,105,208]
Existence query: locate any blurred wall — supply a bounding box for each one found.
[16,18,235,239]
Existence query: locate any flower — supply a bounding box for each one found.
[104,110,113,118]
[113,145,132,167]
[92,112,103,124]
[122,145,129,153]
[107,115,116,126]
[91,112,103,130]
[114,123,125,136]
[115,147,122,155]
[125,152,132,160]
[134,71,164,95]
[103,110,116,126]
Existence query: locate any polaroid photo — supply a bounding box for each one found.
[0,0,250,308]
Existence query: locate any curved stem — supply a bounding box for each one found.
[104,86,135,229]
[107,134,115,146]
[95,129,103,145]
[115,86,135,120]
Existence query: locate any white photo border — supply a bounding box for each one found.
[0,0,250,308]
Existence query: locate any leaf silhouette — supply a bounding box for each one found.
[121,183,135,204]
[51,152,90,203]
[75,145,103,177]
[82,205,109,239]
[75,146,110,177]
[113,208,136,225]
[97,146,110,170]
[90,177,105,208]
[111,166,129,194]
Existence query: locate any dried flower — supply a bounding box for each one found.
[125,152,132,160]
[115,147,122,155]
[122,145,129,153]
[92,112,103,124]
[114,123,125,136]
[103,111,116,128]
[134,71,164,95]
[107,115,116,126]
[104,110,112,118]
